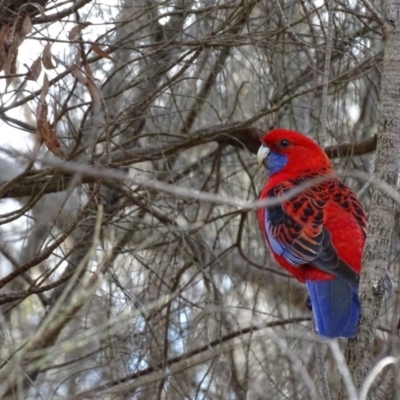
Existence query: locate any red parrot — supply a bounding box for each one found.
[257,129,368,338]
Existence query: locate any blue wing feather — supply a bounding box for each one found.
[264,210,304,266]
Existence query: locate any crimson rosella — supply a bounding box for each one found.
[257,128,380,338]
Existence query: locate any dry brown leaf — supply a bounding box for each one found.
[26,56,42,81]
[71,47,101,107]
[42,43,56,69]
[68,22,91,41]
[44,122,60,155]
[0,47,6,72]
[36,98,47,121]
[71,46,87,83]
[72,64,88,84]
[91,43,117,63]
[3,41,19,88]
[40,74,50,103]
[0,25,9,72]
[36,100,47,151]
[0,25,10,41]
[73,45,82,66]
[21,15,33,37]
[9,50,17,76]
[36,101,61,155]
[85,62,101,109]
[68,25,81,41]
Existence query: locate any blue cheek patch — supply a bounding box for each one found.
[267,151,288,175]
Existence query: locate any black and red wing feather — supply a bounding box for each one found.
[264,177,359,283]
[328,181,367,237]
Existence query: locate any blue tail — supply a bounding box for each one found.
[306,279,360,338]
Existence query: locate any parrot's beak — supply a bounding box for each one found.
[257,144,269,166]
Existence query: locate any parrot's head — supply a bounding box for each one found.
[257,129,333,177]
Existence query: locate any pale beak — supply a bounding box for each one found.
[257,144,269,166]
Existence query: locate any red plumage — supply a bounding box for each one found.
[258,129,366,283]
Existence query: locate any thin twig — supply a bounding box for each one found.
[315,342,332,400]
[359,356,397,400]
[359,0,386,26]
[319,0,334,146]
[329,341,358,400]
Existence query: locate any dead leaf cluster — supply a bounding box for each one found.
[36,75,60,155]
[1,17,116,155]
[0,15,32,86]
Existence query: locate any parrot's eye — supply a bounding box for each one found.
[261,142,267,147]
[278,139,291,148]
